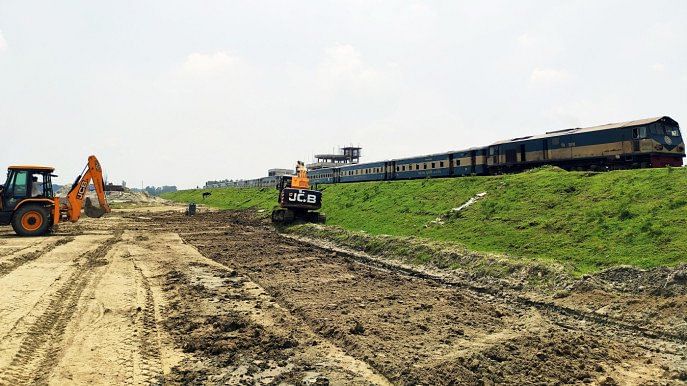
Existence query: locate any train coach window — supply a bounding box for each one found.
[423,164,427,170]
[456,159,461,166]
[431,162,436,168]
[439,161,444,168]
[416,164,419,170]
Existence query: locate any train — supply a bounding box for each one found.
[205,116,683,189]
[308,116,684,185]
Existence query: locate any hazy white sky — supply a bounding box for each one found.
[1,1,685,188]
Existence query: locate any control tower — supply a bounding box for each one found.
[307,146,362,170]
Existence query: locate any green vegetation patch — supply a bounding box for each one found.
[164,167,687,275]
[162,187,276,212]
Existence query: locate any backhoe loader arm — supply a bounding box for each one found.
[64,156,111,222]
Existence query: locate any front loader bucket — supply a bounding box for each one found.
[84,197,107,218]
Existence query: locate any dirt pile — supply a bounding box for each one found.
[55,185,168,206]
[103,190,168,206]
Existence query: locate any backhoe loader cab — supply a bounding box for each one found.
[0,155,111,237]
[0,166,58,236]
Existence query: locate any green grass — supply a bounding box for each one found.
[162,186,276,211]
[163,167,687,274]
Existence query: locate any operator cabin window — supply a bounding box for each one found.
[12,171,28,198]
[633,127,647,139]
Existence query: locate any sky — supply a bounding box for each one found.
[0,1,685,189]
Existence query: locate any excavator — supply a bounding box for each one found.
[271,161,325,224]
[0,155,111,236]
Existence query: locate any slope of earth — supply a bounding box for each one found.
[155,209,687,385]
[163,167,687,275]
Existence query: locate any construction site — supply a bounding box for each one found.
[2,2,687,385]
[1,162,687,384]
[0,126,685,386]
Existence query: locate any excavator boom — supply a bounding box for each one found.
[64,155,111,222]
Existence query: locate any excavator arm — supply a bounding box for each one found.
[291,161,310,189]
[64,155,111,222]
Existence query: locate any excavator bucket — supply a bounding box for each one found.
[84,197,107,218]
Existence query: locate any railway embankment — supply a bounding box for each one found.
[164,166,687,276]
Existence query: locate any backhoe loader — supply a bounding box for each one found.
[272,161,325,224]
[0,155,111,236]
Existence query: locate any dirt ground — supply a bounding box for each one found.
[0,207,685,385]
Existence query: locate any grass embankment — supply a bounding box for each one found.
[164,167,687,275]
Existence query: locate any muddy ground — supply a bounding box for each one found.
[0,207,685,385]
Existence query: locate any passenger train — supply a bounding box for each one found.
[207,116,683,188]
[308,116,684,185]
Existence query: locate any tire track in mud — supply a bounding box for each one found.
[132,262,164,386]
[285,234,687,346]
[0,237,75,278]
[0,232,121,385]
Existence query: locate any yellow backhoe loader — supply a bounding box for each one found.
[0,155,111,236]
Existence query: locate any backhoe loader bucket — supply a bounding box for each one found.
[84,197,107,218]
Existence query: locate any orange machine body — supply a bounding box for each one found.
[62,155,111,223]
[290,161,311,189]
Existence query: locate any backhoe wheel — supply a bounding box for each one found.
[12,205,50,237]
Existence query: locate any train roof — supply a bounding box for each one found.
[311,146,489,172]
[492,116,678,145]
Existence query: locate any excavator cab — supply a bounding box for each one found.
[0,166,58,236]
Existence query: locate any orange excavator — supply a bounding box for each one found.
[0,155,111,236]
[271,161,325,224]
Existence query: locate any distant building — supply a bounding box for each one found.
[204,146,363,189]
[205,168,293,189]
[267,168,294,177]
[307,146,362,170]
[105,183,125,192]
